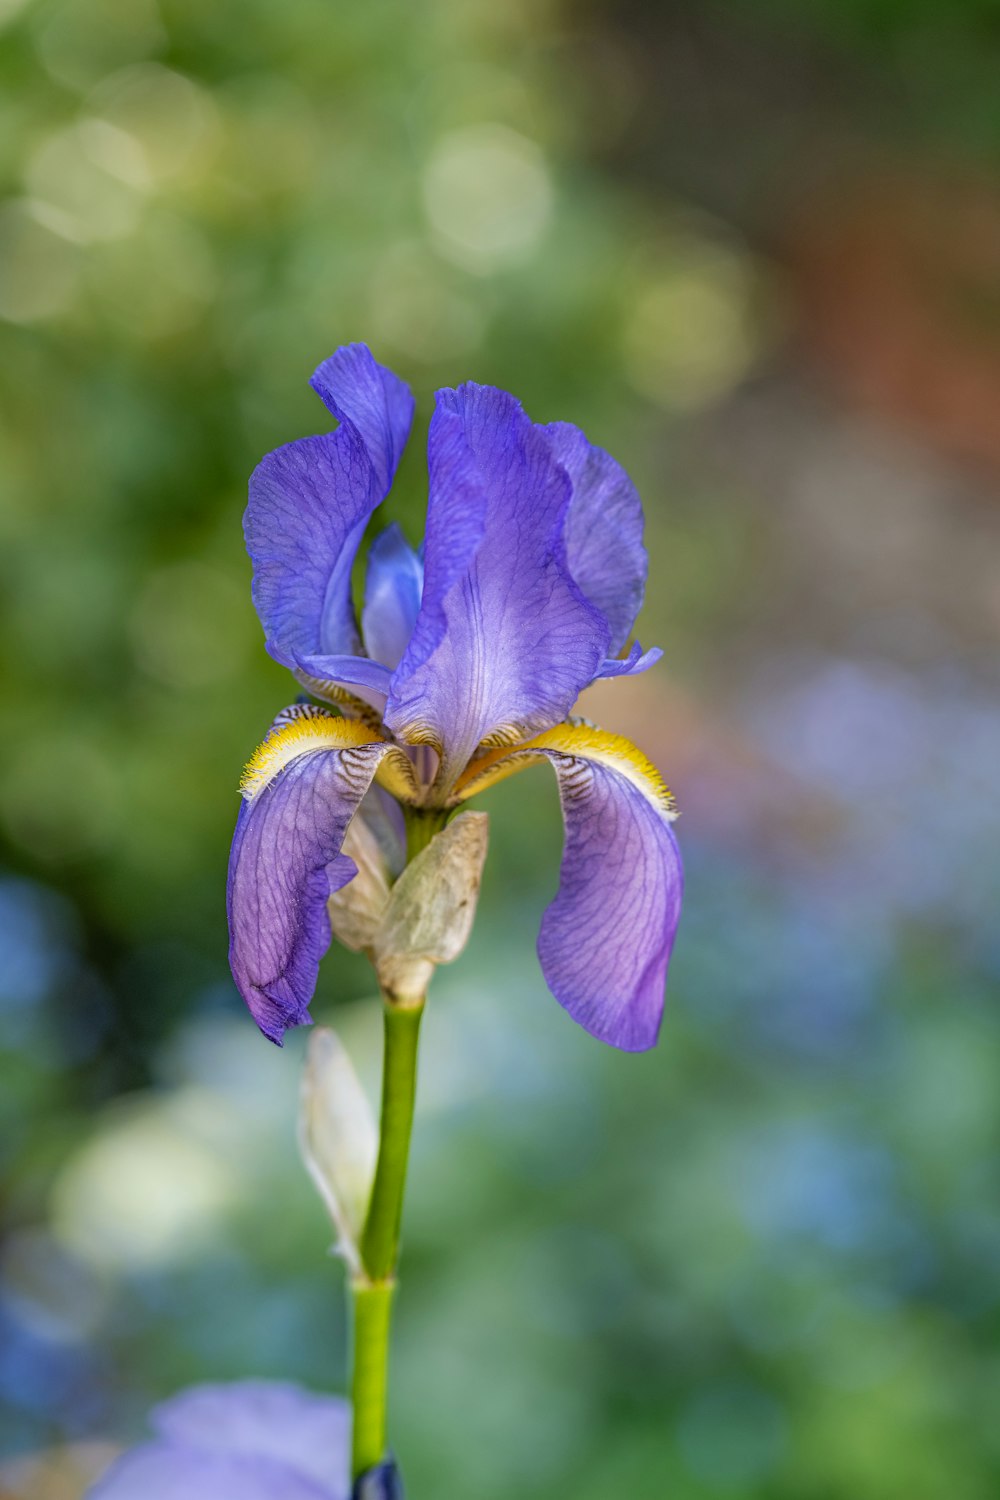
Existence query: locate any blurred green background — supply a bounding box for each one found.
[2,0,1000,1495]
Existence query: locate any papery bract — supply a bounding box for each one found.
[373,810,488,1002]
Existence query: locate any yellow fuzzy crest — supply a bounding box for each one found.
[240,712,419,804]
[454,721,677,818]
[240,715,383,801]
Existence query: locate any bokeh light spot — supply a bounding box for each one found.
[0,202,80,323]
[0,0,29,28]
[25,125,140,244]
[623,242,766,412]
[51,1094,239,1271]
[34,0,165,93]
[423,124,553,274]
[368,242,486,361]
[87,64,217,184]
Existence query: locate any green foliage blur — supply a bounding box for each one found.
[2,1,1000,1497]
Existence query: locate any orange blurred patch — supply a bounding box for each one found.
[789,170,1000,475]
[0,1442,120,1500]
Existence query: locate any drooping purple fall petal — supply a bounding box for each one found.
[455,724,682,1051]
[227,720,409,1044]
[537,748,682,1051]
[384,383,609,781]
[245,344,414,671]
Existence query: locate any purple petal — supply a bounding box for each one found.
[87,1445,333,1500]
[227,727,400,1044]
[384,384,608,780]
[361,523,424,670]
[594,642,663,680]
[544,421,648,657]
[353,783,406,878]
[294,653,393,713]
[152,1381,350,1497]
[309,349,411,493]
[245,345,414,670]
[537,750,681,1050]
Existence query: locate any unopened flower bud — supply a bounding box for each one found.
[299,1028,377,1272]
[374,811,488,1004]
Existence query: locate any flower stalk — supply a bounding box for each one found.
[349,1279,394,1481]
[350,996,424,1479]
[404,806,450,863]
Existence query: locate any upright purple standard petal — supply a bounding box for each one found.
[361,523,424,670]
[245,344,414,672]
[384,384,609,780]
[544,421,649,656]
[227,718,410,1044]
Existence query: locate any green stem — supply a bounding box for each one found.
[350,1279,394,1479]
[405,806,450,863]
[361,1001,424,1279]
[350,998,424,1479]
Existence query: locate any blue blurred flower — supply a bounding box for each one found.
[227,345,682,1051]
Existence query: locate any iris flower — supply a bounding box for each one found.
[227,345,682,1051]
[87,1382,365,1500]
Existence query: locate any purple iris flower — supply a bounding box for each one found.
[87,1381,353,1500]
[227,345,683,1051]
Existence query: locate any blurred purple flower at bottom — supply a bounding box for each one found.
[87,1381,351,1500]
